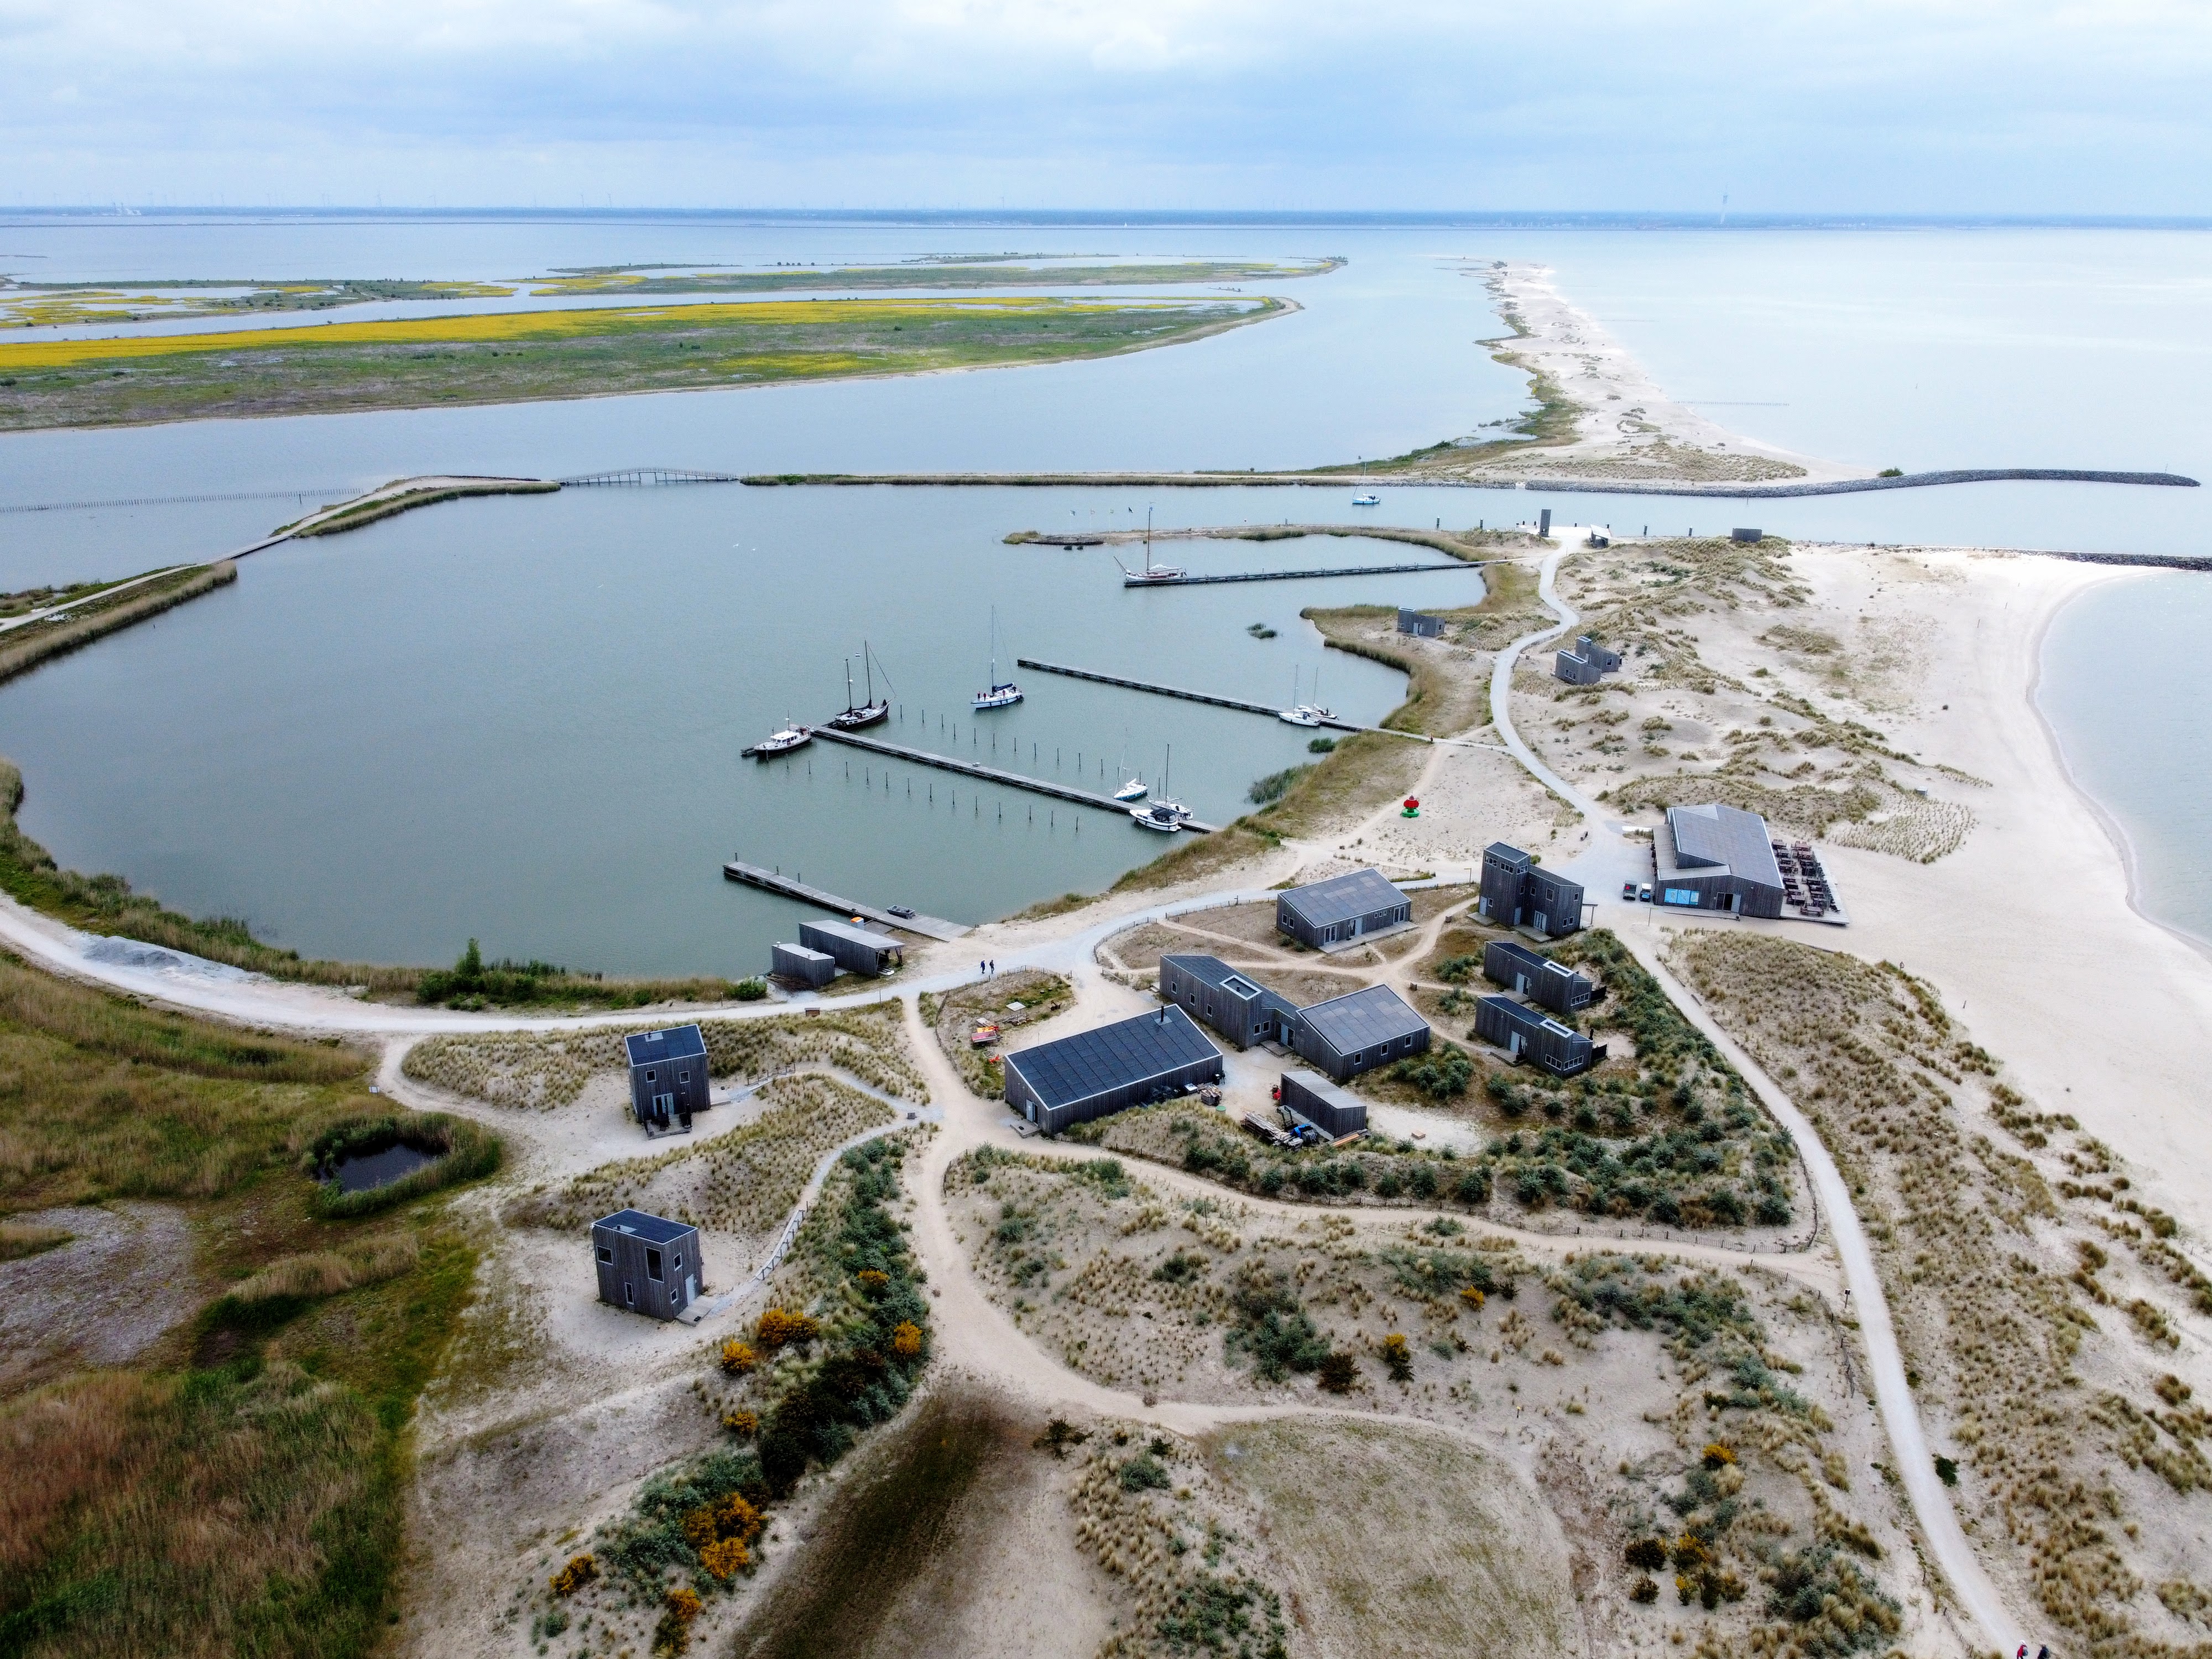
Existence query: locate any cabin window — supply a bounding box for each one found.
[646,1248,664,1281]
[1350,1051,1365,1065]
[596,1245,613,1264]
[673,1254,682,1271]
[678,1071,689,1083]
[646,1069,656,1081]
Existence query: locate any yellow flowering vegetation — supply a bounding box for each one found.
[718,1339,756,1376]
[683,1491,765,1582]
[0,297,1220,372]
[890,1320,924,1358]
[755,1307,819,1350]
[550,1554,598,1596]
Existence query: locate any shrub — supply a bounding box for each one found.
[1625,1537,1668,1572]
[756,1308,819,1349]
[1459,1285,1487,1311]
[1035,1417,1091,1458]
[1933,1454,1958,1486]
[1702,1443,1735,1469]
[667,1587,702,1621]
[1631,1576,1660,1603]
[1225,1265,1331,1381]
[856,1269,889,1292]
[890,1321,923,1358]
[550,1554,598,1595]
[1381,1333,1413,1382]
[1119,1453,1171,1493]
[698,1537,749,1580]
[722,1409,759,1438]
[1392,1042,1474,1100]
[1317,1352,1358,1394]
[719,1340,757,1376]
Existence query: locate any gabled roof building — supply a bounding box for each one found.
[1160,954,1300,1051]
[1290,983,1431,1083]
[1481,940,1594,1015]
[1275,868,1413,950]
[1656,803,1786,919]
[1478,842,1585,940]
[1473,995,1604,1078]
[1003,1006,1225,1136]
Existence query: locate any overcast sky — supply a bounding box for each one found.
[6,0,2210,212]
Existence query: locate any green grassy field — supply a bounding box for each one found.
[0,294,1284,430]
[0,957,497,1659]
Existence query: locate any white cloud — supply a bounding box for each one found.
[3,0,2210,209]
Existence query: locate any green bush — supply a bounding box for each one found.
[734,978,769,1001]
[1392,1042,1473,1100]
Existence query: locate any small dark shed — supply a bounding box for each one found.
[1291,983,1431,1083]
[1002,1006,1224,1135]
[593,1208,702,1320]
[1160,953,1300,1051]
[1276,867,1413,950]
[1481,940,1595,1014]
[771,941,836,988]
[1280,1069,1367,1138]
[626,1025,711,1134]
[1396,608,1445,638]
[799,917,904,976]
[1731,528,1762,543]
[1474,995,1604,1077]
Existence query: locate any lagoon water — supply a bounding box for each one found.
[2,213,2209,967]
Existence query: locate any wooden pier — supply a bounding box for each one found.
[1015,658,1402,738]
[810,727,1220,832]
[720,862,971,941]
[1122,560,1482,587]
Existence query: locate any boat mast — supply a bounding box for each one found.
[844,656,855,713]
[863,641,875,707]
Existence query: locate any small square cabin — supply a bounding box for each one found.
[626,1024,711,1133]
[593,1208,702,1320]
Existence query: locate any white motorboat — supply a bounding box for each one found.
[745,724,812,758]
[1131,800,1181,832]
[1351,492,1380,507]
[973,607,1022,709]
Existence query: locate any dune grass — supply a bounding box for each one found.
[0,295,1282,430]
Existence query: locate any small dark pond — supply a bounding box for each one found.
[328,1142,439,1194]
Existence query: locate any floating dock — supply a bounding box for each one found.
[810,727,1220,832]
[1014,659,1426,742]
[1122,560,1482,588]
[720,862,970,941]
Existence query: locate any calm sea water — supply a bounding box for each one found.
[2,214,2208,966]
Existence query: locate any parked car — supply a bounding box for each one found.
[1621,880,1638,900]
[1638,884,1654,902]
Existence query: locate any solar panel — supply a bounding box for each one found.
[1298,984,1427,1051]
[1279,868,1407,930]
[1005,1006,1222,1109]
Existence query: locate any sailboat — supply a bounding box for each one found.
[1278,666,1332,727]
[827,641,892,731]
[973,608,1022,709]
[1131,744,1189,831]
[1113,508,1186,586]
[1112,738,1147,802]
